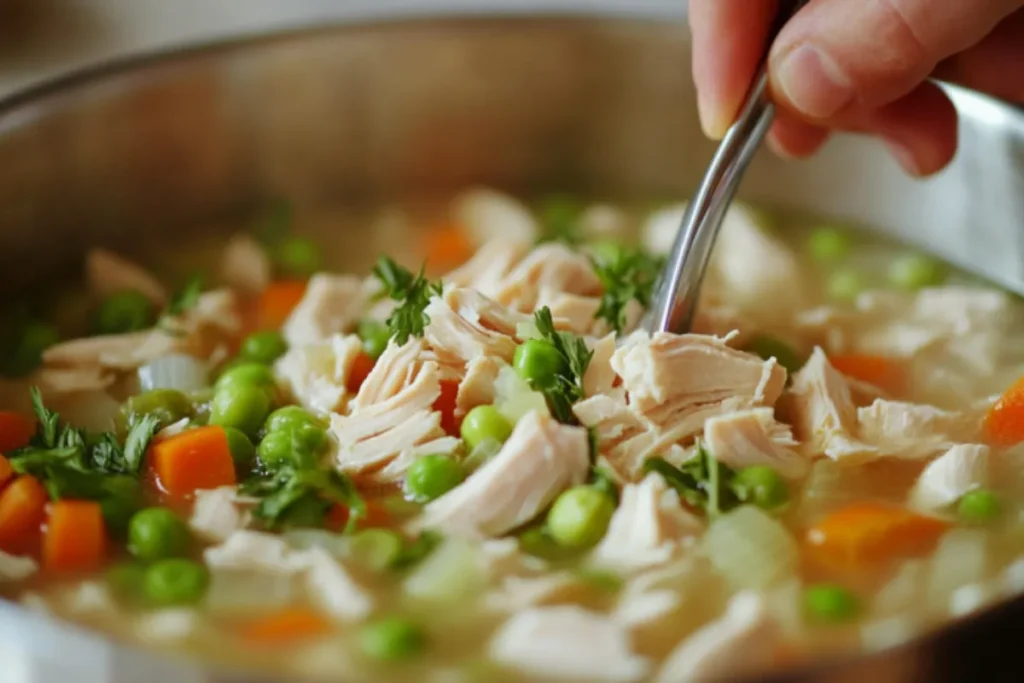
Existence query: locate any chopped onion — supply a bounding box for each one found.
[515,320,541,341]
[404,538,485,604]
[703,505,798,590]
[494,366,549,423]
[138,353,209,393]
[204,570,297,615]
[926,529,989,613]
[282,530,350,559]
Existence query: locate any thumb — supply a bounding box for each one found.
[768,0,1022,120]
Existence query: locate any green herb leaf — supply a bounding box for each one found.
[643,442,740,517]
[531,307,593,424]
[591,247,664,334]
[122,413,162,474]
[30,386,60,448]
[242,466,365,532]
[372,257,443,345]
[164,275,204,320]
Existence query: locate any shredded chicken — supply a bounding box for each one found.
[492,243,602,313]
[443,238,533,297]
[189,486,253,543]
[583,333,619,397]
[590,473,703,571]
[134,609,206,644]
[282,274,367,347]
[703,408,809,479]
[331,340,458,480]
[485,573,597,613]
[788,347,877,462]
[857,399,980,460]
[911,444,990,512]
[415,411,589,538]
[42,290,240,374]
[86,248,167,306]
[535,289,603,336]
[452,188,539,246]
[0,550,37,582]
[576,333,786,479]
[489,605,650,683]
[218,233,271,294]
[275,334,364,414]
[456,355,505,416]
[654,592,780,683]
[707,205,805,322]
[423,287,527,367]
[302,546,374,620]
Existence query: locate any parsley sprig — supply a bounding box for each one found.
[644,443,746,518]
[532,307,594,424]
[8,388,159,511]
[372,257,443,345]
[591,247,664,334]
[157,274,204,335]
[241,465,365,532]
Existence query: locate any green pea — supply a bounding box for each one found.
[128,507,191,561]
[744,336,805,375]
[257,428,321,471]
[358,319,391,360]
[732,465,789,511]
[92,290,154,335]
[3,320,59,377]
[105,562,147,603]
[513,339,568,391]
[958,489,1002,525]
[404,454,465,503]
[264,405,326,435]
[547,486,616,549]
[143,558,209,607]
[214,362,277,393]
[239,330,288,365]
[803,583,860,623]
[517,526,578,561]
[275,236,322,278]
[223,427,256,471]
[210,384,272,438]
[888,253,947,291]
[460,405,514,451]
[349,529,404,571]
[806,227,853,264]
[826,269,867,302]
[122,389,194,429]
[358,616,426,662]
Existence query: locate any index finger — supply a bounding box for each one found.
[689,0,779,139]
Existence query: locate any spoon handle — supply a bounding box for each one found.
[644,0,810,335]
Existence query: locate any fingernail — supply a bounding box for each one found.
[775,44,854,119]
[698,94,730,141]
[883,137,923,176]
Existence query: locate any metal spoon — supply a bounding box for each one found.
[644,0,810,335]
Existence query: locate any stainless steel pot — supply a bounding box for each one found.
[0,4,1023,682]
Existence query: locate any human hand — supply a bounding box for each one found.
[689,0,1024,176]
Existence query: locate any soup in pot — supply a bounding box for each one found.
[0,188,1023,682]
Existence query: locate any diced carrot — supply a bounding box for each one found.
[324,504,350,532]
[0,476,48,554]
[258,280,307,330]
[240,607,334,645]
[434,379,460,436]
[424,223,474,271]
[828,354,905,395]
[149,426,236,500]
[805,502,949,574]
[0,411,35,454]
[357,499,392,530]
[43,500,106,573]
[346,352,376,395]
[0,455,14,491]
[984,375,1024,447]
